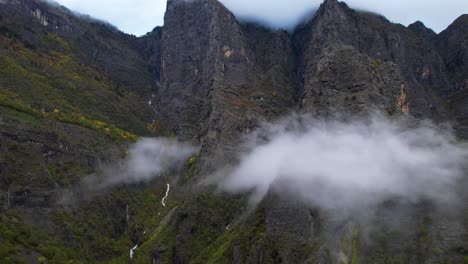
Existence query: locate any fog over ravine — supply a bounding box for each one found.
[215,114,468,216]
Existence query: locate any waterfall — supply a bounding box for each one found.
[130,244,138,259]
[161,184,170,207]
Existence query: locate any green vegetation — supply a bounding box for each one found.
[51,200,131,261]
[0,30,147,263]
[180,155,198,184]
[0,89,137,141]
[126,192,246,264]
[0,181,179,264]
[351,228,360,264]
[2,5,466,264]
[0,210,82,264]
[0,35,151,135]
[338,227,360,264]
[372,59,383,68]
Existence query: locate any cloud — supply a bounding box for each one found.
[80,138,196,192]
[219,0,316,31]
[342,0,468,33]
[59,138,196,204]
[220,0,468,32]
[216,114,468,215]
[52,0,467,35]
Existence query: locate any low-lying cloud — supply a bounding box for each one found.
[59,138,196,204]
[82,138,196,191]
[217,114,468,214]
[220,0,316,31]
[219,0,467,32]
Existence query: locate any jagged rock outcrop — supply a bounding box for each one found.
[156,0,297,183]
[157,0,295,141]
[436,14,468,137]
[296,44,404,116]
[153,1,468,263]
[408,21,437,40]
[294,0,449,120]
[436,14,468,92]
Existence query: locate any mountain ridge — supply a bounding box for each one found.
[0,0,468,263]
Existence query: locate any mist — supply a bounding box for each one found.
[219,0,316,31]
[80,138,196,192]
[219,0,468,32]
[216,114,468,215]
[51,0,468,35]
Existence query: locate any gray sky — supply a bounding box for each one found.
[55,0,468,36]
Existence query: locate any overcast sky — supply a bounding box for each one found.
[55,0,468,36]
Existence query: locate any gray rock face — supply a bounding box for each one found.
[436,15,468,92]
[436,15,468,137]
[157,0,295,142]
[156,0,297,180]
[294,0,449,121]
[297,44,404,116]
[408,21,437,40]
[155,0,464,142]
[152,0,468,263]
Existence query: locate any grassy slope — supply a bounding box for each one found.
[0,32,151,135]
[0,20,160,263]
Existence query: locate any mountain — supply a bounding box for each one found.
[0,0,467,263]
[436,14,468,138]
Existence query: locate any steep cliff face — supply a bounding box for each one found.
[436,14,468,137]
[157,0,297,181]
[158,0,247,139]
[146,1,468,264]
[138,27,163,88]
[1,0,468,263]
[294,0,449,120]
[158,0,295,142]
[436,14,468,92]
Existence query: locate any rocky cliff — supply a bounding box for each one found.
[0,0,467,263]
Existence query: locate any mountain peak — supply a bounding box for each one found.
[322,0,340,7]
[439,14,468,36]
[448,14,468,30]
[319,0,345,12]
[409,21,427,28]
[314,0,350,21]
[408,21,436,37]
[167,0,223,8]
[455,14,468,23]
[165,0,230,18]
